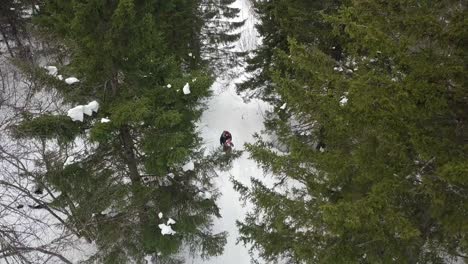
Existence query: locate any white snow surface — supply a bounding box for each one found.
[183,82,191,94]
[44,65,58,76]
[182,160,195,171]
[189,1,272,263]
[101,117,111,123]
[44,66,73,83]
[201,191,212,200]
[0,54,99,263]
[167,218,176,225]
[191,78,271,264]
[144,255,153,263]
[158,212,163,219]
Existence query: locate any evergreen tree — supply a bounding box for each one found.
[237,0,467,263]
[238,0,341,101]
[11,0,241,262]
[0,0,38,58]
[199,0,245,76]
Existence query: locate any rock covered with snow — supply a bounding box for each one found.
[158,212,163,219]
[101,118,111,123]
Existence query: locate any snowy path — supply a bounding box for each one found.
[195,81,269,264]
[193,1,270,263]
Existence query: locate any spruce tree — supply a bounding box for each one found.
[0,0,37,58]
[10,0,241,262]
[238,0,342,101]
[198,0,245,75]
[237,0,467,263]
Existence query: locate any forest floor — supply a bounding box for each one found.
[190,1,271,263]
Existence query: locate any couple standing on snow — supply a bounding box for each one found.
[220,130,234,152]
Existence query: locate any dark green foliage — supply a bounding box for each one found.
[11,0,242,262]
[238,0,342,100]
[0,0,37,58]
[238,0,467,263]
[198,0,244,75]
[13,114,82,143]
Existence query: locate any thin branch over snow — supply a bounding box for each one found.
[0,246,73,264]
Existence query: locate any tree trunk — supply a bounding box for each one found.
[119,125,140,183]
[0,27,15,58]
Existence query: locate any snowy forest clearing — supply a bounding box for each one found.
[1,0,466,263]
[195,81,270,264]
[194,1,272,262]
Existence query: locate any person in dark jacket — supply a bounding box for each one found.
[220,130,233,151]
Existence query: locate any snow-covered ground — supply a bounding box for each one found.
[193,82,270,264]
[191,1,271,263]
[0,53,97,263]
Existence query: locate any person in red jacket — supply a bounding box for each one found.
[220,130,233,152]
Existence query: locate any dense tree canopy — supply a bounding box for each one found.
[237,0,467,263]
[2,0,467,263]
[3,0,241,262]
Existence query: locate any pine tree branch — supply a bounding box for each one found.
[0,246,72,264]
[0,179,80,239]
